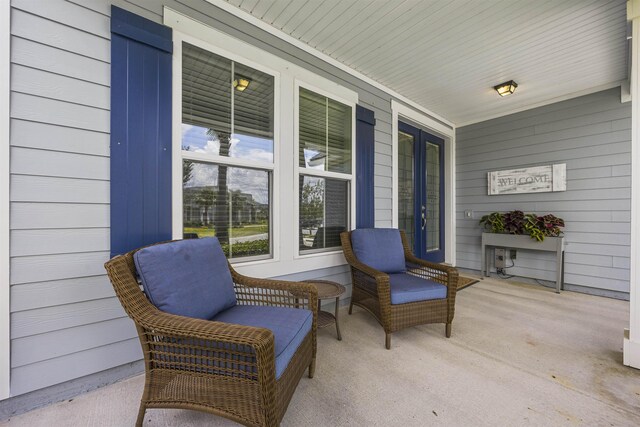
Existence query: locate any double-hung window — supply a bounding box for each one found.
[169,11,359,270]
[180,42,275,260]
[297,86,355,254]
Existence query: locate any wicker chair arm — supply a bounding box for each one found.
[230,269,319,314]
[136,308,279,382]
[404,257,459,299]
[348,257,390,282]
[138,308,275,349]
[404,253,456,275]
[343,257,391,298]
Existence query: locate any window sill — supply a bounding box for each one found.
[233,250,347,279]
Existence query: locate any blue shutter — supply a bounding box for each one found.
[355,105,376,229]
[110,6,173,257]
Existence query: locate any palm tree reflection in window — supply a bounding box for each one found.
[209,128,230,246]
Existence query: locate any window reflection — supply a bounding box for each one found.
[181,42,274,163]
[299,176,348,252]
[299,88,351,173]
[183,161,271,259]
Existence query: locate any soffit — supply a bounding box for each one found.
[222,0,628,125]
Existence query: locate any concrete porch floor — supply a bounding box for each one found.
[1,277,639,426]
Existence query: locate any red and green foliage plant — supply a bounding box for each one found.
[480,210,565,242]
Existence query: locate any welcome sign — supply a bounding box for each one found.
[488,164,566,195]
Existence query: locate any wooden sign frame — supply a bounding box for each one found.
[488,164,566,195]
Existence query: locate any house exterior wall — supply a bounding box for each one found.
[6,0,445,399]
[456,88,631,298]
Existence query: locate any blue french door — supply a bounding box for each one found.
[398,122,445,262]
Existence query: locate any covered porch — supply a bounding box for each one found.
[1,0,640,425]
[2,277,637,426]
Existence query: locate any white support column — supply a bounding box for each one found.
[0,0,10,399]
[625,0,640,369]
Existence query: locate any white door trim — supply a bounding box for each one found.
[0,0,11,400]
[391,100,456,266]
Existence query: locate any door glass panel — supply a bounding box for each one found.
[398,131,415,250]
[426,142,440,252]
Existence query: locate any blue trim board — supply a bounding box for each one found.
[356,105,376,229]
[110,8,173,257]
[356,105,375,126]
[111,6,172,53]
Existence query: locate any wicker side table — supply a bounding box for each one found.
[301,280,346,340]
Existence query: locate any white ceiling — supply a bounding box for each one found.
[221,0,629,126]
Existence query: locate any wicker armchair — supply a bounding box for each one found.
[341,229,458,349]
[104,240,317,427]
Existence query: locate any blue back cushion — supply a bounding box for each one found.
[134,237,236,319]
[351,228,406,273]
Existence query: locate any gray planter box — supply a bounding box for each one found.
[480,232,565,293]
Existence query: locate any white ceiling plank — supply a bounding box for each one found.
[397,21,627,100]
[340,0,479,68]
[259,0,295,24]
[283,0,340,37]
[220,0,627,125]
[318,0,413,56]
[292,1,360,45]
[297,0,379,48]
[346,0,508,68]
[210,0,455,127]
[249,0,275,18]
[355,0,569,77]
[390,20,626,95]
[269,0,315,30]
[387,0,624,83]
[360,0,559,79]
[239,0,260,12]
[325,0,421,59]
[378,3,625,100]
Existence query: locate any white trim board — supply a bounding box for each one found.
[203,0,454,130]
[391,100,456,267]
[625,2,640,369]
[0,0,11,400]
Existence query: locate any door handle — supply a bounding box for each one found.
[421,205,427,230]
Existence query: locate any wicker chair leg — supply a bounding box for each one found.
[308,358,316,378]
[385,333,391,350]
[135,403,146,427]
[348,301,353,315]
[446,323,452,338]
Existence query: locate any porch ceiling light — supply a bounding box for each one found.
[233,76,250,92]
[494,80,518,97]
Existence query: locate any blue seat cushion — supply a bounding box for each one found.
[212,305,312,379]
[388,273,447,304]
[134,237,236,320]
[351,228,406,273]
